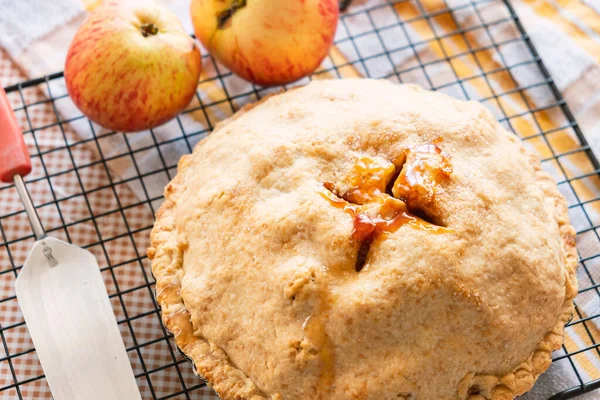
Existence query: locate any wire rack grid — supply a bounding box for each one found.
[1,0,599,399]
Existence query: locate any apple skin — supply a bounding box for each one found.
[191,0,338,86]
[65,0,202,132]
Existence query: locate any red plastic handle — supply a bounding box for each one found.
[0,87,31,183]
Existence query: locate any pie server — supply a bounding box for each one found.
[0,87,142,400]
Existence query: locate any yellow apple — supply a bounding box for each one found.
[65,0,202,132]
[191,0,339,86]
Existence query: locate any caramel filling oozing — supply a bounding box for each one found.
[306,143,452,389]
[322,142,453,271]
[392,142,453,224]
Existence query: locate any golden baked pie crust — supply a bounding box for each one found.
[148,79,578,400]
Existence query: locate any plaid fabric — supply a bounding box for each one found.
[0,0,599,399]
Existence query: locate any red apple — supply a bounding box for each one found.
[65,0,202,132]
[191,0,339,86]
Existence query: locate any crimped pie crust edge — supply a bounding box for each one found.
[147,82,578,400]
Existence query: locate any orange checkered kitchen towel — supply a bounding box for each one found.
[0,0,599,399]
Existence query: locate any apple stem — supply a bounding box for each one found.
[217,0,247,29]
[140,23,159,37]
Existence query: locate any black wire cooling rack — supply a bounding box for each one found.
[1,0,599,399]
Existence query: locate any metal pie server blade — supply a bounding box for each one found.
[0,87,142,400]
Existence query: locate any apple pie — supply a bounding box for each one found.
[148,79,578,399]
